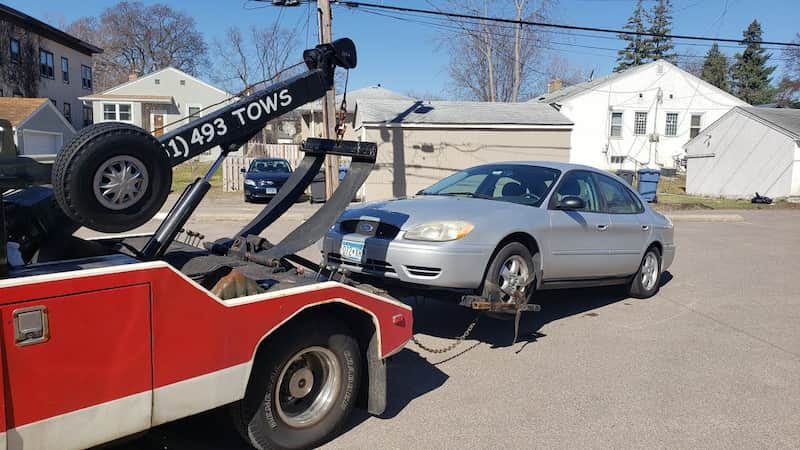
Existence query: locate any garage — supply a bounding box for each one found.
[0,97,75,158]
[353,99,573,201]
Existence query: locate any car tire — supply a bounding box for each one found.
[628,246,662,299]
[481,242,535,317]
[52,122,171,233]
[244,194,251,203]
[231,316,361,450]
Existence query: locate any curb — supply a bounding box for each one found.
[666,213,744,222]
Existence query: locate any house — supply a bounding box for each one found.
[79,67,232,159]
[299,85,413,141]
[352,99,572,201]
[536,60,748,170]
[0,97,75,159]
[685,107,800,199]
[0,3,102,130]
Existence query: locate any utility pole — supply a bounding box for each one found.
[317,0,339,198]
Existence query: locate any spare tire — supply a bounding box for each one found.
[53,122,172,233]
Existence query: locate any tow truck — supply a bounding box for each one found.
[0,38,413,450]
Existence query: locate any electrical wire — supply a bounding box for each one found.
[324,1,800,48]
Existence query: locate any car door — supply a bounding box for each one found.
[545,170,615,279]
[594,173,651,276]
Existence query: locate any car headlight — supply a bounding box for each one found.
[404,221,474,241]
[244,179,256,186]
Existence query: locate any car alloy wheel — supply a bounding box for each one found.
[640,251,659,291]
[92,155,150,211]
[497,254,531,304]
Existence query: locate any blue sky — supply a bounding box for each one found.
[10,0,799,98]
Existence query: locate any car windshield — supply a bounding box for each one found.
[419,164,561,207]
[249,160,291,173]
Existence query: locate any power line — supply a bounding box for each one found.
[329,0,800,48]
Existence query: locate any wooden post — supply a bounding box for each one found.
[317,0,339,199]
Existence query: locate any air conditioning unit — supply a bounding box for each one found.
[649,133,660,142]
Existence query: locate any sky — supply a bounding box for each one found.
[9,0,800,98]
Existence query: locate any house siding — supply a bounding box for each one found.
[34,39,94,130]
[553,61,748,170]
[685,111,798,198]
[360,126,571,201]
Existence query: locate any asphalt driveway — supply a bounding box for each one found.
[107,207,800,449]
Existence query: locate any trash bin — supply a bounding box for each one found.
[637,168,661,203]
[310,168,326,203]
[616,170,635,187]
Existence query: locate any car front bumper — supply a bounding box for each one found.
[244,184,281,198]
[662,242,676,271]
[322,232,493,290]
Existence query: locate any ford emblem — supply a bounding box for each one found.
[359,222,375,233]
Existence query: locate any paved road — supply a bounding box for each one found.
[105,205,800,449]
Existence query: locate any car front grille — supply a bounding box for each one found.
[327,253,396,274]
[404,265,442,277]
[340,220,400,239]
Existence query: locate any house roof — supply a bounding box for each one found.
[299,85,412,111]
[355,99,573,128]
[0,4,102,55]
[91,67,229,97]
[78,94,174,104]
[0,98,49,126]
[739,107,800,139]
[534,59,746,106]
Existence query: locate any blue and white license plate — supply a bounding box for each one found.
[340,239,364,263]
[265,187,277,194]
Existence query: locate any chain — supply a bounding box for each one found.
[411,312,482,354]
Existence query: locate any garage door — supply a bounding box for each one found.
[22,130,62,156]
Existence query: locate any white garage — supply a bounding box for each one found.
[685,107,800,199]
[0,98,75,159]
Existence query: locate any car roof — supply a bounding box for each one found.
[473,160,610,174]
[252,157,289,162]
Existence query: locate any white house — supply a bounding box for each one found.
[80,67,233,159]
[0,97,75,159]
[536,60,748,170]
[685,107,800,199]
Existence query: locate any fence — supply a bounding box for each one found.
[222,143,302,192]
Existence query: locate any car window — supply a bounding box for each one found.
[420,164,561,207]
[552,171,600,211]
[250,160,291,173]
[595,174,643,214]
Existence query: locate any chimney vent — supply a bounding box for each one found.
[128,73,138,81]
[548,78,563,93]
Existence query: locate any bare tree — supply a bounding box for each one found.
[440,0,552,102]
[210,23,300,94]
[67,2,207,91]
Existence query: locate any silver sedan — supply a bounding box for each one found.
[322,162,675,304]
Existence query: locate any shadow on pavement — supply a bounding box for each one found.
[409,272,674,351]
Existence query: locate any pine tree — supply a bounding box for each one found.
[649,0,676,61]
[731,20,776,104]
[615,0,653,71]
[700,43,729,91]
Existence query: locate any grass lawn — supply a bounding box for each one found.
[654,175,799,211]
[171,161,224,193]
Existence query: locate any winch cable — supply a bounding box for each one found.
[411,311,483,355]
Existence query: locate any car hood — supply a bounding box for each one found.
[339,195,538,230]
[245,172,291,182]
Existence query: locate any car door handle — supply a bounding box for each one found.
[596,224,608,231]
[641,225,650,231]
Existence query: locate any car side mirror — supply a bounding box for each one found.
[240,168,246,173]
[556,196,585,210]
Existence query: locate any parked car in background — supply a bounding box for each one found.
[242,157,293,202]
[323,162,675,307]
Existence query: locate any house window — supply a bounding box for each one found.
[154,79,160,85]
[63,102,72,123]
[81,65,93,90]
[634,112,648,135]
[609,112,623,138]
[61,57,69,83]
[39,49,55,79]
[83,106,93,127]
[690,114,703,138]
[187,104,202,118]
[665,113,678,137]
[10,38,20,64]
[610,155,626,164]
[103,103,132,122]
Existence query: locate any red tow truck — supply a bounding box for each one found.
[0,38,412,450]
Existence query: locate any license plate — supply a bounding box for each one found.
[265,187,277,194]
[340,240,364,263]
